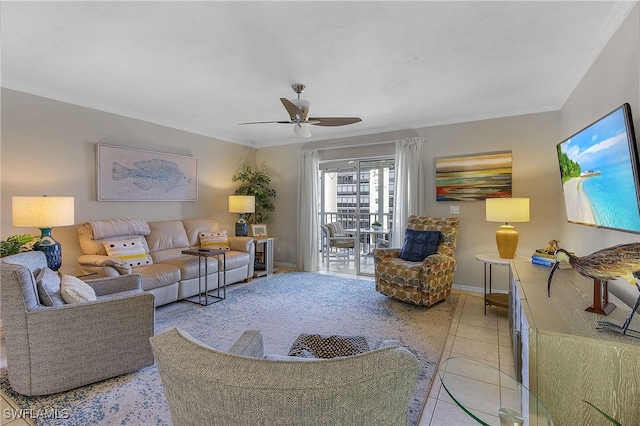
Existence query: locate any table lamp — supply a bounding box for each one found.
[12,195,75,270]
[486,197,529,259]
[229,195,255,237]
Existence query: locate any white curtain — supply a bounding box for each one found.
[391,137,426,247]
[297,149,319,271]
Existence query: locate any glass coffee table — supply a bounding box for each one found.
[439,357,554,425]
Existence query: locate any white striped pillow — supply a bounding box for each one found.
[199,230,230,250]
[103,237,152,268]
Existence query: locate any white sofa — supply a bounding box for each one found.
[77,218,255,306]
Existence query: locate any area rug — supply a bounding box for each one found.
[0,271,458,425]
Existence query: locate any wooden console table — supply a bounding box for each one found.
[510,257,640,425]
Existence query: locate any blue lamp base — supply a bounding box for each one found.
[33,227,62,271]
[235,214,248,237]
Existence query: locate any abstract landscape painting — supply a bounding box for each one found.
[97,144,197,201]
[435,151,512,201]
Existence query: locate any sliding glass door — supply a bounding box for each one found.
[319,158,394,276]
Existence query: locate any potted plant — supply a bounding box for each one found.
[232,165,276,224]
[371,221,383,230]
[0,234,38,257]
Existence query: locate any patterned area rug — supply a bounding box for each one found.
[0,271,458,425]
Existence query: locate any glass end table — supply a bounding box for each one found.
[439,357,554,426]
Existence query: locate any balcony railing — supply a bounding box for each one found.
[320,211,392,231]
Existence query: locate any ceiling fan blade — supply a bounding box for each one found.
[239,120,292,125]
[308,117,362,127]
[280,98,307,121]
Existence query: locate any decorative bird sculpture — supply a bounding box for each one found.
[547,242,640,338]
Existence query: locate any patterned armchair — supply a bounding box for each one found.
[373,216,459,306]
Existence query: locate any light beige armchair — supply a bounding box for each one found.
[151,328,420,426]
[373,216,459,306]
[0,251,155,396]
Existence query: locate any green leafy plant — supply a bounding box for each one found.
[232,165,276,224]
[372,221,382,227]
[0,234,38,257]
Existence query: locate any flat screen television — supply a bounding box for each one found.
[556,103,640,234]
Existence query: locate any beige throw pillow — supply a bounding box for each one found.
[60,275,97,304]
[199,230,230,250]
[103,237,152,268]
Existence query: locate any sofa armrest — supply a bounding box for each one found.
[227,329,264,358]
[78,254,132,275]
[228,236,254,253]
[85,274,143,296]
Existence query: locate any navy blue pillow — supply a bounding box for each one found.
[399,229,441,262]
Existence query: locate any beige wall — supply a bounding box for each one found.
[2,4,639,296]
[258,112,559,291]
[1,89,255,266]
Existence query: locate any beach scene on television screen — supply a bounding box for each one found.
[557,107,640,233]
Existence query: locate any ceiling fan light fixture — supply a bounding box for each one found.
[294,123,312,138]
[290,98,309,120]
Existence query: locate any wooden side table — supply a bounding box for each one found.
[476,254,529,314]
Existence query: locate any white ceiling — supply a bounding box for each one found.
[1,1,637,148]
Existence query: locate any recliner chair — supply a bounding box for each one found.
[373,216,459,306]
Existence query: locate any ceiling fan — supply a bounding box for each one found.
[239,84,362,138]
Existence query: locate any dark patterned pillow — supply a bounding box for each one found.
[399,229,441,261]
[288,334,369,358]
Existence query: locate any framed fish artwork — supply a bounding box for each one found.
[97,144,197,201]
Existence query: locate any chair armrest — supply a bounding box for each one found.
[85,274,143,296]
[372,248,402,261]
[24,292,155,363]
[228,236,254,253]
[422,253,456,266]
[227,329,265,358]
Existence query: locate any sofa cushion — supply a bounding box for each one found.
[133,264,182,291]
[35,267,65,306]
[200,231,230,251]
[162,256,219,281]
[183,218,220,247]
[60,275,97,303]
[399,229,441,262]
[103,237,153,268]
[85,219,150,240]
[146,220,189,252]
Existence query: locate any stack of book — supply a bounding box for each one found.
[531,250,572,268]
[531,251,556,266]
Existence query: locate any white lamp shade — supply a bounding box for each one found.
[486,198,530,223]
[228,195,255,213]
[12,196,75,227]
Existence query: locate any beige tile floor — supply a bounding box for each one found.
[420,292,514,426]
[0,269,511,426]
